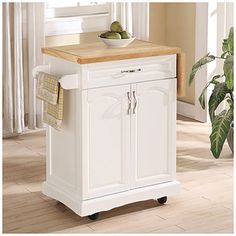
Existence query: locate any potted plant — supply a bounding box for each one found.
[189,27,234,158]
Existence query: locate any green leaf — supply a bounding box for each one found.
[223,55,234,90]
[221,27,234,56]
[210,107,233,158]
[221,51,228,59]
[198,75,221,110]
[198,92,206,110]
[211,75,222,83]
[226,97,233,107]
[208,82,229,122]
[228,27,234,55]
[189,53,215,86]
[222,38,228,53]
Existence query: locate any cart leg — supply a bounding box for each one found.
[88,212,99,220]
[157,196,167,204]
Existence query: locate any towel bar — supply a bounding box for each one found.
[32,65,50,77]
[59,74,79,90]
[33,65,80,90]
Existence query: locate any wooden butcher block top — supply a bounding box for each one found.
[42,40,185,97]
[42,40,181,64]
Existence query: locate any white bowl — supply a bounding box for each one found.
[98,36,136,48]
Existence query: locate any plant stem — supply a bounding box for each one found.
[229,91,234,103]
[214,56,225,59]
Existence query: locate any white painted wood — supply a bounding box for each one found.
[132,3,149,40]
[45,55,82,76]
[177,100,196,120]
[191,3,209,122]
[59,74,79,90]
[45,14,110,36]
[131,79,176,188]
[43,180,180,217]
[82,85,131,199]
[32,64,50,78]
[42,53,179,217]
[43,56,83,198]
[45,3,110,18]
[32,64,79,90]
[84,55,176,89]
[46,89,78,195]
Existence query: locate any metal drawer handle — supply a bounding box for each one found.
[121,68,141,73]
[127,92,131,115]
[133,91,137,114]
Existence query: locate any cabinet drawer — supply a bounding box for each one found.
[82,55,176,89]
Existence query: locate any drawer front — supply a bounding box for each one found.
[81,55,176,89]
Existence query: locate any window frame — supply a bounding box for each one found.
[45,3,111,36]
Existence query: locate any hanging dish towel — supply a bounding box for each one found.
[36,72,64,130]
[36,72,60,105]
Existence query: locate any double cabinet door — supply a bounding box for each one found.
[83,78,176,199]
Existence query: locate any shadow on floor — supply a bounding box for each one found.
[177,151,233,173]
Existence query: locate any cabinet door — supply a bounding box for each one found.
[131,79,176,188]
[83,85,131,199]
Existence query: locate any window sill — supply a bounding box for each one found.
[45,14,109,36]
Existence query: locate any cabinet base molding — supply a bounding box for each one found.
[42,180,180,217]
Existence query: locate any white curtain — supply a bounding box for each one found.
[2,3,45,137]
[111,2,149,41]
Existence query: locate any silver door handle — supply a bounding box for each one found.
[133,91,137,114]
[121,68,141,73]
[127,92,131,115]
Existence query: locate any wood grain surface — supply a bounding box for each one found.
[177,52,186,97]
[42,40,181,64]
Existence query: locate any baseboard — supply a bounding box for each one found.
[177,100,195,119]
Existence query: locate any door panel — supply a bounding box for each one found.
[83,85,131,199]
[131,79,176,188]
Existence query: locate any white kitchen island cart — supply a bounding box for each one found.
[38,40,184,220]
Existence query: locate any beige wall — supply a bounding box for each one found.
[149,3,196,104]
[46,3,196,104]
[149,3,166,45]
[166,3,196,104]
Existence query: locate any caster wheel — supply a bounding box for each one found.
[157,196,167,205]
[88,212,99,220]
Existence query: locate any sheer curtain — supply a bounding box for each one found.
[2,3,45,137]
[110,2,149,41]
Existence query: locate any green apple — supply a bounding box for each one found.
[105,32,121,39]
[120,31,132,39]
[110,21,123,33]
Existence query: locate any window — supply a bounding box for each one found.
[45,2,111,36]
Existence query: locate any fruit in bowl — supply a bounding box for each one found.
[98,21,135,48]
[100,31,121,39]
[120,31,132,39]
[110,21,123,33]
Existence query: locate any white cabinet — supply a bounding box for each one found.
[131,80,176,188]
[83,79,176,200]
[42,55,180,218]
[83,85,131,199]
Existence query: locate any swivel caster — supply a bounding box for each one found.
[88,212,99,220]
[157,196,167,205]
